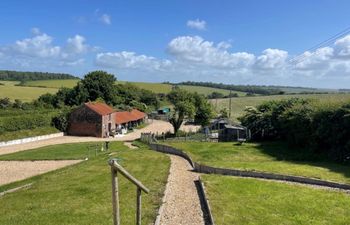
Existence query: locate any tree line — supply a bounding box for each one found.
[0,70,78,81]
[240,98,350,164]
[177,81,285,95]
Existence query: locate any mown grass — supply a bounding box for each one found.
[210,93,350,120]
[0,126,59,142]
[202,175,350,225]
[0,81,57,102]
[167,141,350,184]
[0,142,170,225]
[179,85,246,96]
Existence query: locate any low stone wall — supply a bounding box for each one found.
[149,143,350,190]
[149,143,194,167]
[197,178,215,225]
[0,132,64,147]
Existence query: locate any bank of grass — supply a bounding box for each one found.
[167,141,350,184]
[0,142,170,225]
[0,81,57,102]
[202,175,350,225]
[0,126,59,142]
[211,93,350,121]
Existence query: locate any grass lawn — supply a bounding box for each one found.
[167,141,350,184]
[0,81,58,102]
[0,126,59,142]
[202,175,350,225]
[210,93,350,121]
[0,142,170,225]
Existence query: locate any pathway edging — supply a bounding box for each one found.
[148,143,350,191]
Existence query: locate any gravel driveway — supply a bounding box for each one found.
[158,155,205,225]
[0,160,82,186]
[0,120,200,156]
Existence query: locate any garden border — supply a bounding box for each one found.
[149,143,350,190]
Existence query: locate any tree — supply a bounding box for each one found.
[167,89,212,134]
[79,71,117,104]
[167,89,195,134]
[193,93,213,126]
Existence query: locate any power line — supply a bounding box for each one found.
[289,26,350,65]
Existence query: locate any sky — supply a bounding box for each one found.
[0,0,350,88]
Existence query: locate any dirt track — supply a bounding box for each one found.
[0,120,200,156]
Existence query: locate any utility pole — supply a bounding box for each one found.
[229,90,232,118]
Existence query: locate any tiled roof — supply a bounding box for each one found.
[85,102,115,116]
[115,109,146,124]
[130,109,146,120]
[115,111,135,124]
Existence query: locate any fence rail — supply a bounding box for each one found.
[108,159,149,225]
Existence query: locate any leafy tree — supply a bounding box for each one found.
[79,71,117,104]
[193,93,213,126]
[51,110,71,132]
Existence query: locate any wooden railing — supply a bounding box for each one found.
[108,159,150,225]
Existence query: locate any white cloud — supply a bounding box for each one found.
[0,30,97,71]
[66,35,88,54]
[31,27,41,35]
[187,19,206,30]
[95,51,171,71]
[256,48,288,69]
[100,14,111,25]
[167,36,255,68]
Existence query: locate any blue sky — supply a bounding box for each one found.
[1,0,350,88]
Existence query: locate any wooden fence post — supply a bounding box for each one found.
[111,168,120,225]
[136,187,141,225]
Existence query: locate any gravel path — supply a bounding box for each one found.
[0,120,200,156]
[0,160,82,186]
[159,155,205,225]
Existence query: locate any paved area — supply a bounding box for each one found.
[0,120,200,156]
[159,155,205,225]
[0,160,82,186]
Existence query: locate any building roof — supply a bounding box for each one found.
[115,111,135,124]
[224,124,246,130]
[130,109,146,120]
[115,109,146,125]
[85,102,115,116]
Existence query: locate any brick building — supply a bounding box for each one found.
[68,102,116,138]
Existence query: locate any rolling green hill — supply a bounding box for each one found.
[22,79,245,96]
[211,93,350,121]
[0,81,57,102]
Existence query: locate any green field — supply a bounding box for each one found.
[167,141,350,184]
[210,93,350,120]
[0,81,57,102]
[22,79,80,88]
[23,79,244,95]
[0,142,170,225]
[202,175,350,225]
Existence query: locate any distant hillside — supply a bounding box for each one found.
[0,70,78,81]
[177,81,283,95]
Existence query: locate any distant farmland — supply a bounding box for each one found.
[0,81,57,102]
[210,93,350,121]
[23,79,244,96]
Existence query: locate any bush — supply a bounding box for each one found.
[239,98,350,163]
[51,110,70,132]
[0,113,54,133]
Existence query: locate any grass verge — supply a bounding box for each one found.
[202,175,350,225]
[0,142,170,225]
[166,141,350,184]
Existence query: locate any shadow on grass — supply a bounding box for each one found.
[254,141,350,181]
